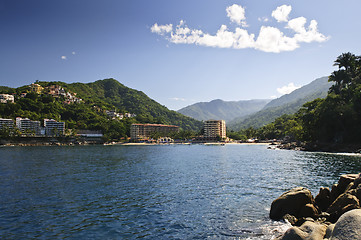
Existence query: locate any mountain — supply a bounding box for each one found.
[0,79,202,139]
[228,77,333,130]
[177,99,271,122]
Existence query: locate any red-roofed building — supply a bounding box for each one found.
[130,123,179,140]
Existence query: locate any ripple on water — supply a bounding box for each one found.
[1,145,361,239]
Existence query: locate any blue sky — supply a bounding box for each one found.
[1,0,360,110]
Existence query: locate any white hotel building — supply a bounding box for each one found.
[44,119,65,136]
[0,118,14,130]
[16,117,41,135]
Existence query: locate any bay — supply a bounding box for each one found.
[1,144,361,239]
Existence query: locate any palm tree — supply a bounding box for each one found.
[329,53,361,96]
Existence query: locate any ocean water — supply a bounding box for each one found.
[1,144,361,239]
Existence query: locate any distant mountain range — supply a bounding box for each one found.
[177,99,271,122]
[228,76,332,130]
[177,76,332,130]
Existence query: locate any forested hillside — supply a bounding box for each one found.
[228,77,332,130]
[235,52,361,144]
[0,79,202,140]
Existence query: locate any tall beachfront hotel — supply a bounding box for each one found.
[204,120,226,140]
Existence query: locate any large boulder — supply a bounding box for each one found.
[326,209,361,240]
[270,187,314,220]
[330,174,359,202]
[315,187,331,212]
[278,220,328,240]
[351,173,361,189]
[327,192,360,223]
[299,204,319,219]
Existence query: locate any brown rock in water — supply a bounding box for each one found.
[278,220,328,240]
[352,173,361,189]
[327,192,360,223]
[299,203,319,219]
[330,184,339,204]
[354,184,361,202]
[315,187,331,212]
[330,174,359,203]
[270,187,314,220]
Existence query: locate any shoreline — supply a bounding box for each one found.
[108,142,271,146]
[2,139,361,156]
[0,141,271,147]
[276,141,361,154]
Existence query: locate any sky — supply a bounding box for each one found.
[0,0,360,110]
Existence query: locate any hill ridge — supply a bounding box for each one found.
[228,76,332,130]
[178,98,271,122]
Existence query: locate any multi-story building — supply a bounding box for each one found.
[44,119,65,136]
[29,83,44,94]
[130,123,179,140]
[0,118,14,130]
[16,117,41,135]
[0,94,14,103]
[204,120,226,140]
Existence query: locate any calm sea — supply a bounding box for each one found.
[1,144,361,239]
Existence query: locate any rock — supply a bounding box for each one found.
[327,209,361,240]
[352,173,361,189]
[327,192,360,223]
[283,214,298,226]
[355,184,361,202]
[330,184,339,204]
[317,212,330,223]
[299,203,319,219]
[315,187,331,212]
[270,187,314,220]
[324,224,335,239]
[330,174,359,202]
[344,182,354,192]
[279,220,328,240]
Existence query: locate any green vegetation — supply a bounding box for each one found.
[229,53,361,144]
[0,79,202,141]
[228,77,332,130]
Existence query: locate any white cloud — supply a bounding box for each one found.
[61,56,67,60]
[272,5,292,22]
[287,18,329,43]
[151,23,173,35]
[72,51,76,55]
[169,21,255,49]
[277,83,301,95]
[270,95,278,99]
[151,4,329,53]
[226,4,247,27]
[255,26,298,53]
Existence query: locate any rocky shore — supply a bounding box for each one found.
[0,137,103,146]
[270,173,361,239]
[276,142,361,153]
